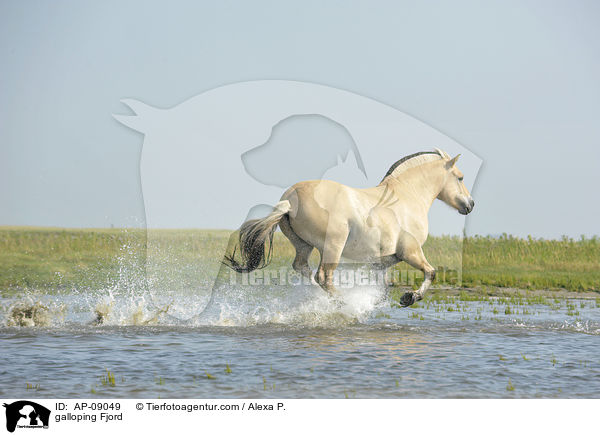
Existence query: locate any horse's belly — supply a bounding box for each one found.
[341,227,395,262]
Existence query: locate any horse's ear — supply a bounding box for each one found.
[113,99,161,133]
[446,154,460,169]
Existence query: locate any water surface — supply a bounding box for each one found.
[1,286,599,398]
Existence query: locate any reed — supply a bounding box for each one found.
[101,370,116,387]
[506,379,515,391]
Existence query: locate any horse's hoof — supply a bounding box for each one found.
[400,291,417,307]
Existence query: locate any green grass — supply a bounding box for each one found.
[462,234,600,291]
[0,227,598,296]
[0,227,146,292]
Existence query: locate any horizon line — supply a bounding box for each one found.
[0,225,597,241]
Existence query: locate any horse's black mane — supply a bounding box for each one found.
[380,151,439,183]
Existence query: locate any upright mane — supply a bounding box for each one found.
[380,148,448,183]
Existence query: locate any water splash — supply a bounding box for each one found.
[4,296,66,327]
[0,236,390,328]
[192,283,388,328]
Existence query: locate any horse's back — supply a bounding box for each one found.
[281,180,385,256]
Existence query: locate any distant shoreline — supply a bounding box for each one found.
[1,227,598,295]
[0,225,595,241]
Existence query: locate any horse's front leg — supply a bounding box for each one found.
[396,233,436,307]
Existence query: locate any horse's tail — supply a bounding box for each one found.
[223,200,291,273]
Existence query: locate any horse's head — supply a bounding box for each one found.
[437,153,475,215]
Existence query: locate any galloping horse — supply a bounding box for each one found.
[224,149,474,306]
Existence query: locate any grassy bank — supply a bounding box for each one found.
[0,227,598,294]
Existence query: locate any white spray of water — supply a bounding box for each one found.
[190,282,388,328]
[0,237,390,328]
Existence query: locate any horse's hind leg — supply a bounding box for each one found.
[315,228,349,298]
[279,215,314,282]
[316,253,342,297]
[397,232,436,307]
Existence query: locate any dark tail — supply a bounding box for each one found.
[223,200,291,273]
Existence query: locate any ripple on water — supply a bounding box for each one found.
[2,288,600,398]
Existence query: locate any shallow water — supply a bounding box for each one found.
[1,284,599,399]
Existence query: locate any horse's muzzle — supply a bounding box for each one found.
[459,198,475,215]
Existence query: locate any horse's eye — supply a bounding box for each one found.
[458,177,464,181]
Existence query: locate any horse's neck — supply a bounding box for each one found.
[381,164,446,211]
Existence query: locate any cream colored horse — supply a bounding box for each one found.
[224,149,474,306]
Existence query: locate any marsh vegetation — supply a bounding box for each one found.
[1,227,598,295]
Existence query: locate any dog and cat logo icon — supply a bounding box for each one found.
[3,401,50,432]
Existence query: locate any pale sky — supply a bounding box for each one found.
[1,0,599,238]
